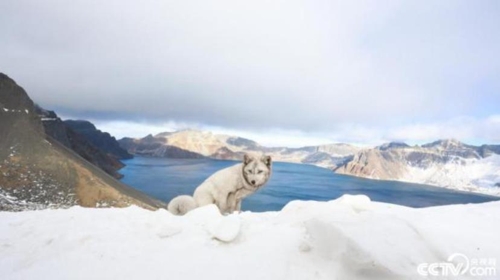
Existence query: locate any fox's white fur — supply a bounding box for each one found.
[168,154,272,215]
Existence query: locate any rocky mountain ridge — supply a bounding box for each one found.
[64,120,133,160]
[36,107,126,179]
[0,73,165,211]
[118,129,361,168]
[335,139,500,195]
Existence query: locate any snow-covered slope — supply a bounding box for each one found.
[335,140,500,196]
[1,195,499,280]
[404,154,500,196]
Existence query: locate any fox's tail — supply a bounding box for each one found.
[168,195,198,215]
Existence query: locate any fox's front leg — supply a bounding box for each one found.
[224,192,238,214]
[235,199,242,212]
[218,192,235,214]
[216,199,229,214]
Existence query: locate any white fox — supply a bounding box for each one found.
[168,154,272,215]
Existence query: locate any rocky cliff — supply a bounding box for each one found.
[36,108,126,179]
[64,120,133,159]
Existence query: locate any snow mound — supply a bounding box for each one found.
[336,193,372,212]
[1,195,499,280]
[209,214,241,242]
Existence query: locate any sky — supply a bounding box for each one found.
[1,0,499,147]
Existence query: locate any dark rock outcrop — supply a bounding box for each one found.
[64,120,133,159]
[378,142,410,151]
[35,108,125,179]
[478,145,500,158]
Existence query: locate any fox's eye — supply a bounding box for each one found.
[257,170,263,174]
[247,170,253,174]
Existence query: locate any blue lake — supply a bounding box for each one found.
[121,157,500,212]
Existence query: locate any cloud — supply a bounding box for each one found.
[386,115,500,144]
[1,1,499,143]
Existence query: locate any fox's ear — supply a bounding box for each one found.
[262,155,271,167]
[243,154,252,165]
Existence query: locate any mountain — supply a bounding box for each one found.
[118,129,361,168]
[35,108,126,179]
[119,134,206,159]
[334,139,500,196]
[0,73,166,211]
[64,120,133,159]
[120,130,500,196]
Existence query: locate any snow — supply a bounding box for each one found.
[404,154,500,196]
[1,195,499,280]
[0,192,19,205]
[208,214,242,242]
[1,108,25,113]
[0,191,46,211]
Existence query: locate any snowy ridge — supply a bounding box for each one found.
[1,195,499,280]
[404,154,500,196]
[334,141,500,196]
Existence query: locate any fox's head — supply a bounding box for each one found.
[242,154,272,188]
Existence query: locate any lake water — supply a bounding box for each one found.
[120,157,499,212]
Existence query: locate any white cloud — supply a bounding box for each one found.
[1,0,499,133]
[2,1,499,146]
[386,116,500,144]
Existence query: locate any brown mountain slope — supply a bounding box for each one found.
[0,73,165,211]
[37,107,126,179]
